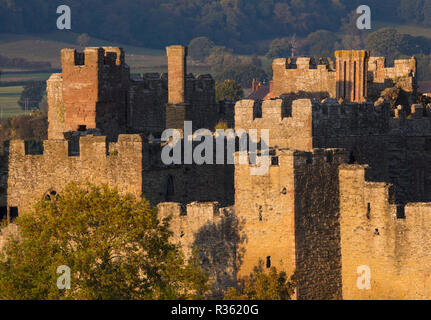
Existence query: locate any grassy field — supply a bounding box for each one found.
[0,32,166,71]
[373,21,431,38]
[0,86,24,118]
[0,72,51,83]
[0,32,217,74]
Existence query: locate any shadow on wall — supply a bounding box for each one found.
[0,141,9,223]
[192,209,246,299]
[280,91,331,105]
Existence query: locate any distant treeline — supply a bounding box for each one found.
[0,0,430,53]
[0,55,51,69]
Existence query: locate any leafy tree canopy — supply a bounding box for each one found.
[224,261,296,300]
[214,63,267,88]
[188,37,215,61]
[18,81,46,111]
[0,183,209,300]
[266,38,292,59]
[215,80,243,101]
[365,28,404,61]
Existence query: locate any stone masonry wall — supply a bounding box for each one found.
[334,50,369,103]
[368,56,417,99]
[235,99,313,150]
[129,73,168,135]
[47,73,65,140]
[7,134,143,214]
[339,164,431,299]
[157,202,237,297]
[270,51,416,103]
[59,47,130,141]
[234,148,346,299]
[312,100,431,203]
[293,148,346,299]
[272,57,336,99]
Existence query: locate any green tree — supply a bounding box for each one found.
[215,80,243,101]
[0,183,209,300]
[188,37,215,61]
[302,30,338,57]
[416,54,431,81]
[205,46,240,72]
[224,261,296,300]
[214,64,267,88]
[18,81,46,111]
[266,38,292,59]
[366,28,403,61]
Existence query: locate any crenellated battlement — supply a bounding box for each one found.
[338,163,431,222]
[61,47,125,68]
[157,202,234,257]
[130,72,168,90]
[235,98,313,150]
[368,56,416,76]
[7,134,144,212]
[186,74,215,91]
[237,147,347,176]
[272,57,337,100]
[368,56,417,98]
[158,201,223,222]
[9,134,143,159]
[273,57,334,71]
[339,163,431,299]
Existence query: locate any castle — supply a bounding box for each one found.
[1,45,431,299]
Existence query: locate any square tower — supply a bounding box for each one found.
[52,47,130,140]
[335,50,370,102]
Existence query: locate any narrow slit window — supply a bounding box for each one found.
[9,207,18,223]
[266,256,271,269]
[366,203,371,219]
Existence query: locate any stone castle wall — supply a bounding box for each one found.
[272,57,337,100]
[368,56,417,98]
[2,46,430,300]
[48,46,231,140]
[235,99,313,150]
[234,148,346,299]
[7,134,143,214]
[312,100,431,203]
[339,164,431,299]
[271,51,416,104]
[157,202,237,297]
[59,47,130,140]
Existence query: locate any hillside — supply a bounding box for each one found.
[0,32,165,70]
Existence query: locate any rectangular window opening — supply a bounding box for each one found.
[396,205,405,219]
[9,207,18,223]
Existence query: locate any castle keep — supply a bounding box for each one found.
[1,46,431,299]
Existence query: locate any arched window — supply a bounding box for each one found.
[44,189,58,201]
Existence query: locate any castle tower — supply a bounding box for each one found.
[167,45,187,104]
[335,50,369,102]
[166,45,188,131]
[48,47,130,140]
[234,148,347,299]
